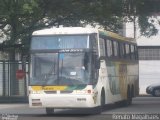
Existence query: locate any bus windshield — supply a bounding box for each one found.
[31,35,89,50]
[30,52,91,85]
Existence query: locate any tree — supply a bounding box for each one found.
[43,0,160,37]
[0,0,160,60]
[123,0,160,37]
[0,0,43,60]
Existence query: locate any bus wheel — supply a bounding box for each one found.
[128,87,132,105]
[131,85,134,98]
[101,91,105,108]
[96,90,105,114]
[123,87,132,106]
[100,90,105,112]
[46,108,54,115]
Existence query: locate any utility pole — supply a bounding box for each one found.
[133,0,136,39]
[133,15,136,39]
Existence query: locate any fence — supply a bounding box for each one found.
[0,61,29,103]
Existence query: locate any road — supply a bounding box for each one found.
[0,96,160,120]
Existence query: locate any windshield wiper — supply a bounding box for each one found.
[43,62,57,81]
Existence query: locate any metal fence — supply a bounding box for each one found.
[0,61,29,102]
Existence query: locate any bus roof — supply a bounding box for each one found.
[32,27,136,43]
[32,27,98,35]
[99,30,136,43]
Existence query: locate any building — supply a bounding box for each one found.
[125,20,160,94]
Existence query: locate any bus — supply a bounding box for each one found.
[29,27,139,114]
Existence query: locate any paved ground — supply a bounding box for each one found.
[0,96,159,120]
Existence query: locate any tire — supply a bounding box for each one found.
[101,91,105,108]
[123,87,132,106]
[153,89,160,97]
[100,90,105,112]
[96,90,105,114]
[46,108,54,115]
[131,85,134,98]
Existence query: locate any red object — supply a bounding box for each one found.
[16,70,25,80]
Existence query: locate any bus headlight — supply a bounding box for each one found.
[31,99,42,106]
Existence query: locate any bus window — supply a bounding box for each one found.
[120,43,125,58]
[118,42,121,58]
[99,38,106,57]
[31,35,89,50]
[125,44,130,59]
[130,45,135,59]
[113,41,118,57]
[106,40,113,58]
[91,53,99,85]
[90,34,98,55]
[134,46,138,60]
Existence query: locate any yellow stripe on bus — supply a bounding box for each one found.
[31,86,67,91]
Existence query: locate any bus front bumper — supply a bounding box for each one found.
[29,94,97,108]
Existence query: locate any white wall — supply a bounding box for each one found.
[139,61,160,94]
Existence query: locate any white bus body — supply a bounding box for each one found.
[29,27,139,114]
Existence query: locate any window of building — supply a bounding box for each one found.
[138,47,160,60]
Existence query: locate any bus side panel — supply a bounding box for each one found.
[118,63,127,100]
[127,62,139,97]
[105,61,123,102]
[104,61,139,102]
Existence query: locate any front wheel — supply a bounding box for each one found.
[46,108,54,115]
[97,90,105,113]
[101,92,105,108]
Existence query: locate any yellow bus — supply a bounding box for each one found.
[29,27,139,114]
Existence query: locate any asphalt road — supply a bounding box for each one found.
[0,96,160,120]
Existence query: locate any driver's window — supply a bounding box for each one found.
[91,53,99,85]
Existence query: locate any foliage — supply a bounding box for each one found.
[0,0,160,57]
